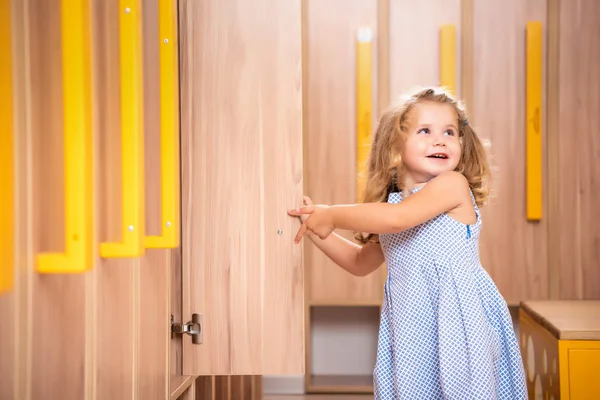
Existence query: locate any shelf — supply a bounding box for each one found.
[306,306,379,394]
[307,374,373,393]
[170,375,195,400]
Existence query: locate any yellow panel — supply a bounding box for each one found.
[356,27,373,202]
[439,24,456,95]
[0,0,15,290]
[526,21,543,221]
[146,0,180,249]
[100,0,145,258]
[37,0,94,273]
[559,340,600,400]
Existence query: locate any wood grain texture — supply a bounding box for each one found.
[139,0,170,398]
[94,0,138,396]
[191,376,262,400]
[29,1,89,397]
[304,0,382,304]
[171,246,183,376]
[0,0,27,398]
[546,0,560,300]
[471,0,548,303]
[555,0,600,300]
[93,0,171,398]
[460,0,474,109]
[389,0,462,99]
[521,300,600,340]
[180,0,304,375]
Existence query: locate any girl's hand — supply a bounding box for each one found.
[288,203,335,243]
[298,197,313,223]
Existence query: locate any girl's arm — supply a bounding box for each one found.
[305,231,385,277]
[291,171,473,241]
[331,171,471,233]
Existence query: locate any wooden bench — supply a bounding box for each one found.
[519,300,600,400]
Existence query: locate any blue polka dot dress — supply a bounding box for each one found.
[374,186,528,399]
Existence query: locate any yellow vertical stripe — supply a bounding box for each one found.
[100,0,145,257]
[0,0,15,289]
[146,0,180,249]
[526,21,543,220]
[440,24,456,95]
[356,27,373,202]
[37,0,94,273]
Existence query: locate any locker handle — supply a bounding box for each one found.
[356,27,373,202]
[1,0,15,289]
[526,21,543,221]
[145,0,180,249]
[36,0,94,273]
[100,1,145,258]
[439,24,456,95]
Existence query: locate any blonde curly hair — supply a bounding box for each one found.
[355,86,492,244]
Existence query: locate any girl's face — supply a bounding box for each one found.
[401,101,462,186]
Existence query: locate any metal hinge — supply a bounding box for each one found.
[171,313,203,344]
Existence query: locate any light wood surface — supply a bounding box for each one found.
[179,0,304,375]
[554,0,600,300]
[0,2,29,399]
[389,0,462,98]
[0,1,172,399]
[170,375,195,399]
[302,0,382,394]
[193,376,263,400]
[470,0,549,303]
[521,300,600,340]
[303,0,383,307]
[29,1,90,397]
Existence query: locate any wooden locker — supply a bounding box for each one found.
[469,0,549,303]
[1,0,173,398]
[303,0,383,306]
[178,0,305,377]
[389,0,462,97]
[302,0,388,393]
[549,0,600,300]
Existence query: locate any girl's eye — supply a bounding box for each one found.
[444,129,456,136]
[417,128,430,134]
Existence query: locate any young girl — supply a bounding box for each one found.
[288,87,528,399]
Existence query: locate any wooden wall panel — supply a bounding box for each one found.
[555,0,600,300]
[304,0,382,305]
[94,0,137,397]
[192,376,262,400]
[471,0,548,303]
[0,0,22,398]
[29,0,92,397]
[171,246,183,376]
[94,0,171,398]
[180,0,304,375]
[139,0,170,398]
[389,0,462,98]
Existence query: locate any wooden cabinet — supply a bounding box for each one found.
[302,0,384,393]
[1,0,303,398]
[1,0,599,398]
[550,0,600,300]
[301,0,600,395]
[519,301,600,399]
[470,0,549,303]
[178,0,305,377]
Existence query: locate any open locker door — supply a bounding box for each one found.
[178,0,305,376]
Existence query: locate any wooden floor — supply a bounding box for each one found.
[264,396,373,400]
